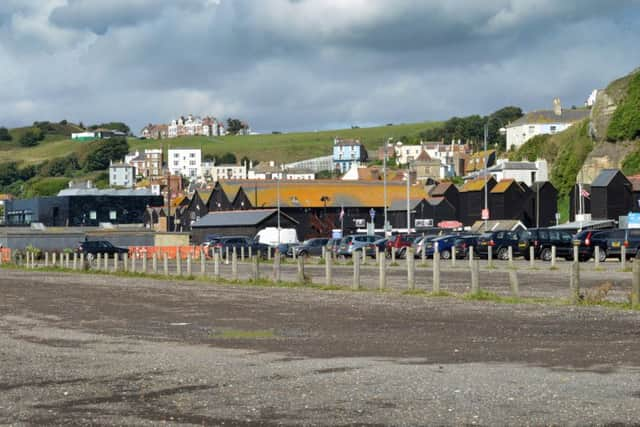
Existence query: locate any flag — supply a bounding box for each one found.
[580,188,590,199]
[339,206,345,221]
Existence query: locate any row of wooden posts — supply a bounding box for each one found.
[10,244,640,307]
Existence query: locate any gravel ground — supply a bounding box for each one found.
[2,268,640,425]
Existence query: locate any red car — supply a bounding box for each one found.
[385,234,420,259]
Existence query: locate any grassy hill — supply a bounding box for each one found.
[1,121,440,166]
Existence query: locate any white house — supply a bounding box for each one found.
[394,143,425,165]
[284,169,315,180]
[486,159,549,186]
[168,148,201,178]
[505,98,590,150]
[202,162,247,181]
[109,162,136,188]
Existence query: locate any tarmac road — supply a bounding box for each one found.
[2,268,640,425]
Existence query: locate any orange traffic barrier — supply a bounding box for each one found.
[0,248,11,263]
[127,246,206,260]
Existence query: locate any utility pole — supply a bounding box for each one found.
[276,172,281,247]
[483,124,488,232]
[383,138,390,236]
[406,165,411,233]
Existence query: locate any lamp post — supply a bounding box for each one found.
[483,124,488,232]
[406,166,411,233]
[276,173,281,247]
[383,138,391,236]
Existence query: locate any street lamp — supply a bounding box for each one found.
[406,166,411,233]
[483,124,488,232]
[383,137,391,236]
[276,172,281,247]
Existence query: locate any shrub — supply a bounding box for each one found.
[19,130,44,147]
[607,72,640,142]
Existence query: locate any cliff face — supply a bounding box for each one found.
[579,68,640,182]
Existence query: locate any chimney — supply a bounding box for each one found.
[553,98,562,116]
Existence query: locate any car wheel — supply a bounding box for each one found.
[540,247,552,262]
[497,247,509,260]
[598,247,607,263]
[441,249,451,260]
[299,250,309,258]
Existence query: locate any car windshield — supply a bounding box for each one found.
[102,241,114,248]
[479,233,493,239]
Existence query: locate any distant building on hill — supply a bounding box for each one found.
[109,162,136,188]
[168,148,202,178]
[332,138,368,173]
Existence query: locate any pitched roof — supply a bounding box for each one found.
[334,138,362,147]
[414,150,432,162]
[460,177,494,192]
[626,174,640,192]
[191,209,298,228]
[430,182,455,196]
[591,169,625,187]
[490,161,538,171]
[470,219,526,232]
[388,198,425,211]
[491,179,516,194]
[507,108,590,127]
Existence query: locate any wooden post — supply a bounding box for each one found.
[321,250,330,287]
[52,252,57,268]
[529,246,535,268]
[508,246,514,269]
[114,253,119,272]
[72,252,77,271]
[468,246,474,269]
[248,246,253,259]
[632,257,640,308]
[231,248,238,281]
[321,246,326,260]
[361,248,366,265]
[101,253,106,271]
[186,252,192,276]
[200,250,206,276]
[213,250,220,280]
[594,246,600,268]
[352,250,360,290]
[80,253,84,269]
[152,253,158,274]
[451,245,456,267]
[142,253,147,274]
[267,246,271,261]
[176,253,181,276]
[570,256,580,304]
[163,252,169,276]
[131,254,136,273]
[391,247,396,264]
[407,247,415,290]
[241,246,245,262]
[45,252,49,267]
[95,253,101,271]
[432,249,440,293]
[487,245,493,269]
[471,258,480,295]
[252,255,260,282]
[225,246,230,265]
[273,249,281,283]
[379,251,386,291]
[509,270,519,297]
[621,245,627,271]
[297,255,305,283]
[123,253,128,272]
[551,246,557,268]
[421,241,426,266]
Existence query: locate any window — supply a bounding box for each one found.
[550,125,557,133]
[189,160,196,166]
[528,125,535,134]
[109,210,117,220]
[190,153,195,158]
[174,153,179,158]
[173,161,179,166]
[89,210,97,220]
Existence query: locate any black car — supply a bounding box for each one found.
[475,230,524,260]
[573,229,609,262]
[211,236,270,258]
[453,235,479,259]
[77,240,129,260]
[518,228,575,261]
[289,238,330,257]
[574,228,640,262]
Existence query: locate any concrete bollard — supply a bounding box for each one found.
[252,255,260,282]
[45,252,49,267]
[468,246,474,269]
[248,246,252,260]
[292,247,296,261]
[123,253,128,272]
[80,253,85,269]
[621,245,627,271]
[325,249,332,286]
[509,270,519,297]
[52,252,57,268]
[573,245,579,265]
[200,250,206,276]
[152,253,158,274]
[142,253,147,274]
[241,246,245,262]
[267,247,271,261]
[273,249,281,283]
[225,247,230,265]
[508,246,514,269]
[131,254,136,273]
[352,250,361,290]
[321,246,326,260]
[213,251,220,280]
[406,247,415,290]
[95,253,101,270]
[570,256,580,304]
[231,248,238,281]
[451,245,456,267]
[551,246,557,268]
[594,246,600,268]
[297,255,305,283]
[176,254,182,276]
[432,249,440,293]
[73,252,77,271]
[186,253,192,276]
[114,253,119,272]
[471,258,480,295]
[632,257,640,308]
[487,245,493,269]
[391,247,396,264]
[102,253,107,271]
[529,246,535,268]
[163,253,169,276]
[379,252,386,291]
[421,241,427,266]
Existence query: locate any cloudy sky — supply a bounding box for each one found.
[1,0,639,134]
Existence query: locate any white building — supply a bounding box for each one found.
[505,98,590,150]
[202,162,247,181]
[284,169,315,180]
[486,159,549,187]
[394,143,425,165]
[109,162,136,188]
[168,148,201,178]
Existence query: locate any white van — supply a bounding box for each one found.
[255,227,299,247]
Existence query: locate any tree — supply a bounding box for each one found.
[89,122,131,134]
[0,127,12,141]
[0,162,19,186]
[217,152,237,164]
[19,130,43,147]
[226,118,246,135]
[85,137,130,171]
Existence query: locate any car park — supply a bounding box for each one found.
[77,240,129,260]
[211,236,270,258]
[336,234,383,258]
[518,228,575,261]
[414,235,439,259]
[573,230,609,262]
[453,234,479,259]
[574,228,640,262]
[424,235,459,259]
[385,234,421,259]
[475,230,524,260]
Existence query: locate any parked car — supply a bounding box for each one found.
[385,234,421,259]
[574,228,640,262]
[414,235,439,259]
[425,235,459,259]
[326,238,342,257]
[288,237,330,257]
[518,228,575,261]
[337,234,383,258]
[475,230,525,260]
[573,229,609,262]
[211,236,270,258]
[77,240,129,260]
[453,234,480,259]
